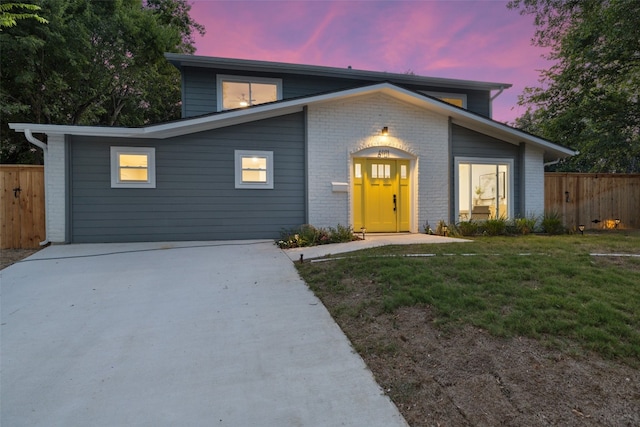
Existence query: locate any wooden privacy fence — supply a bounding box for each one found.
[1,165,46,249]
[545,173,640,230]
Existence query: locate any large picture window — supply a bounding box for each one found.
[235,150,274,189]
[218,75,282,111]
[110,147,156,188]
[456,158,512,221]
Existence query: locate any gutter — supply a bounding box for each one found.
[23,129,50,246]
[544,150,580,168]
[544,158,561,168]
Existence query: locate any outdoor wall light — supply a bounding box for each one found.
[615,218,621,228]
[565,191,570,203]
[443,224,448,237]
[578,224,585,235]
[381,126,389,136]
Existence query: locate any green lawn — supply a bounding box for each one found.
[297,230,640,366]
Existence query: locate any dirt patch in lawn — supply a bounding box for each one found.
[315,283,640,427]
[1,248,41,270]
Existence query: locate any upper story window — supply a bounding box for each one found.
[421,91,467,109]
[217,75,282,111]
[110,146,156,188]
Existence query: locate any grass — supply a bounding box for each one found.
[297,230,640,366]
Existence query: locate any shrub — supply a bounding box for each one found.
[276,224,356,248]
[481,218,507,236]
[435,220,460,237]
[541,212,565,235]
[457,220,479,236]
[328,224,358,243]
[515,215,538,235]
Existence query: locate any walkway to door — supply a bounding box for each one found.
[283,233,470,261]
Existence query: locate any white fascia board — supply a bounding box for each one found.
[9,123,144,138]
[9,83,575,159]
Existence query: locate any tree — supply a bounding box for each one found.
[0,2,48,29]
[508,0,640,173]
[0,0,204,164]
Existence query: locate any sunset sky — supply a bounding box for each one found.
[190,0,552,124]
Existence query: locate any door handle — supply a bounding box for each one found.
[393,194,397,212]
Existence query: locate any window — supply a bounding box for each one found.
[455,158,512,222]
[110,147,156,188]
[235,150,274,189]
[218,75,282,111]
[421,91,467,108]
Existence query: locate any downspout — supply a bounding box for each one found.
[544,150,580,168]
[543,158,561,168]
[489,86,505,119]
[24,129,48,152]
[23,129,51,246]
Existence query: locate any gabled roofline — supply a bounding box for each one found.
[164,53,512,92]
[9,82,575,161]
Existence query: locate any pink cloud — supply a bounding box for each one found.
[188,0,552,123]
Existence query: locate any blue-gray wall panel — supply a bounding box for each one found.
[70,113,306,243]
[451,124,522,217]
[181,66,493,118]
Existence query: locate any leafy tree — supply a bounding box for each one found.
[0,2,48,29]
[0,0,204,164]
[509,0,640,173]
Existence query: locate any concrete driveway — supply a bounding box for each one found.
[1,241,407,426]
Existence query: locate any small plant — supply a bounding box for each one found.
[481,218,507,236]
[541,212,565,235]
[328,224,358,243]
[423,221,433,234]
[515,215,538,235]
[457,220,479,236]
[435,220,460,237]
[276,223,356,248]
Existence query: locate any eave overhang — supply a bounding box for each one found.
[165,53,512,92]
[9,83,575,162]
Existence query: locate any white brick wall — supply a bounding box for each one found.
[306,93,450,232]
[523,143,545,218]
[45,134,67,243]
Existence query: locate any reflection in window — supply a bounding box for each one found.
[110,147,156,188]
[234,150,274,189]
[219,76,282,110]
[119,154,149,182]
[354,163,362,179]
[371,163,391,179]
[458,162,509,221]
[241,156,268,183]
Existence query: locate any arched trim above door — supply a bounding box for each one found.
[350,145,417,160]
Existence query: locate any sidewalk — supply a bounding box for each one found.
[282,233,470,261]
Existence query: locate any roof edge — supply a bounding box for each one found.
[164,53,512,91]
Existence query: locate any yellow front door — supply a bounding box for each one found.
[353,158,410,233]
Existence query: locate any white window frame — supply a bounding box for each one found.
[454,157,514,220]
[235,150,274,189]
[110,146,156,189]
[421,91,468,109]
[217,75,283,111]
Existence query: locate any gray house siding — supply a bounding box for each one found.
[181,66,493,119]
[69,113,306,243]
[451,124,522,218]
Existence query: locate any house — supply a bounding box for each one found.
[10,54,576,244]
